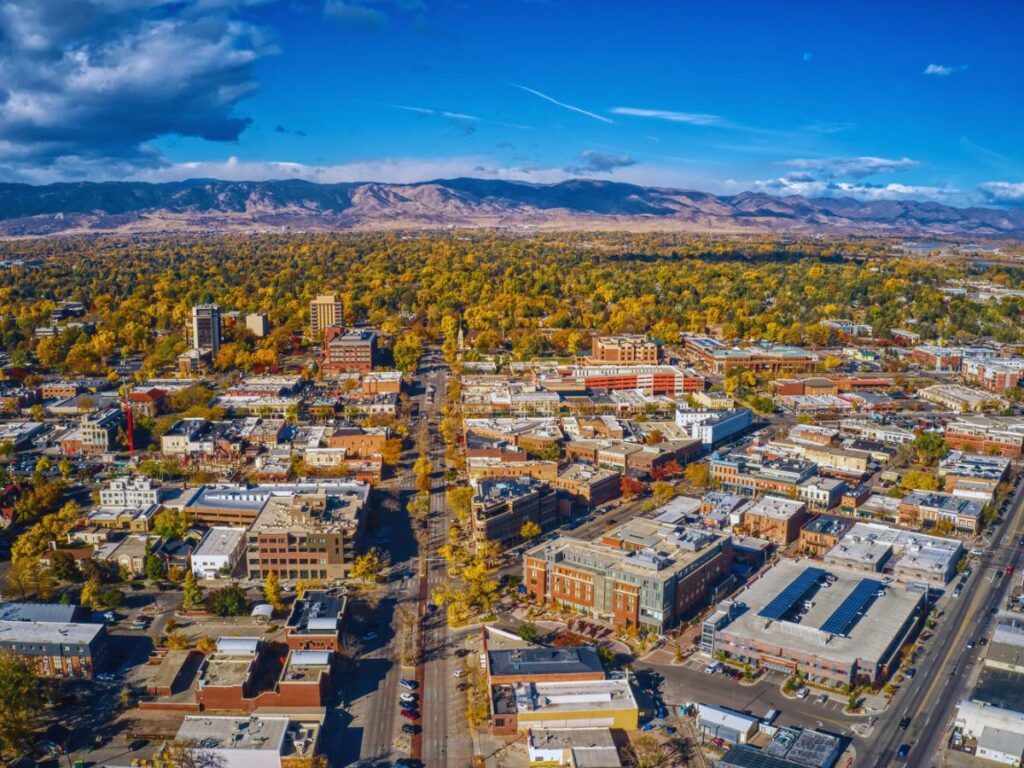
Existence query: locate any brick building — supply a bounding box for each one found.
[590,335,660,364]
[524,519,733,632]
[471,476,559,547]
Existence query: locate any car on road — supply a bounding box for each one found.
[817,694,828,705]
[896,744,911,761]
[400,709,420,720]
[953,586,962,598]
[967,640,976,649]
[797,687,809,699]
[400,679,418,690]
[905,668,916,679]
[400,692,418,703]
[899,716,911,729]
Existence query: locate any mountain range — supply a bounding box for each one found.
[0,177,1022,238]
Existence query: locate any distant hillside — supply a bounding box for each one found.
[0,177,1022,238]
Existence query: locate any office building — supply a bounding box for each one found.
[525,519,733,632]
[323,327,377,373]
[708,560,925,687]
[0,603,108,679]
[824,522,963,587]
[944,417,1024,459]
[191,304,221,353]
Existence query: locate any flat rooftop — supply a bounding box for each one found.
[194,527,247,558]
[514,678,637,715]
[0,619,103,646]
[720,560,924,665]
[528,727,616,751]
[488,646,604,678]
[744,496,806,521]
[176,715,287,752]
[198,655,254,688]
[287,590,346,634]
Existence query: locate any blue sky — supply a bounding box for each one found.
[1,0,1023,205]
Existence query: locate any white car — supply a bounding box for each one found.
[400,692,418,703]
[453,669,465,678]
[797,687,810,699]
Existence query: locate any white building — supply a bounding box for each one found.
[956,700,1024,767]
[99,476,165,508]
[191,527,248,579]
[675,408,753,446]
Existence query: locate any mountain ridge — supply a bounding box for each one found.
[0,177,1022,238]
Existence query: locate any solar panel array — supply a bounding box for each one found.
[757,567,828,620]
[820,577,885,636]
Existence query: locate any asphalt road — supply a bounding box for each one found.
[862,473,1024,768]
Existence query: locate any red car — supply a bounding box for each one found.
[400,709,420,720]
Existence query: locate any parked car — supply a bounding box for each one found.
[401,724,421,735]
[817,694,828,705]
[452,669,465,678]
[400,692,418,703]
[400,700,416,711]
[361,632,378,642]
[400,679,418,691]
[704,662,722,675]
[400,709,420,720]
[905,668,916,679]
[797,687,809,699]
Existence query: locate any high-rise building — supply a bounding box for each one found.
[191,304,221,353]
[310,294,343,340]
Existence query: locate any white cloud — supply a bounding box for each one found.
[511,84,613,124]
[749,175,964,203]
[977,182,1024,204]
[781,155,919,179]
[610,107,722,126]
[924,63,968,76]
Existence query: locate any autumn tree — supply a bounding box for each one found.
[0,655,46,759]
[351,547,389,583]
[263,571,284,611]
[183,569,205,609]
[520,520,542,542]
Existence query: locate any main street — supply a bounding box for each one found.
[862,472,1024,768]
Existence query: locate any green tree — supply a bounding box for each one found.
[144,543,166,582]
[517,622,539,643]
[913,431,947,466]
[207,583,248,617]
[50,550,82,582]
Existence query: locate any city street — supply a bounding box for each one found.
[862,472,1024,768]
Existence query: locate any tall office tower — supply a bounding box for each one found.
[310,294,344,340]
[192,304,222,353]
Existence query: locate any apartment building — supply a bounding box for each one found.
[944,416,1024,458]
[471,476,559,547]
[0,603,109,679]
[99,476,165,507]
[675,407,754,446]
[524,519,733,632]
[245,312,270,338]
[309,294,343,339]
[961,356,1024,393]
[590,334,660,364]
